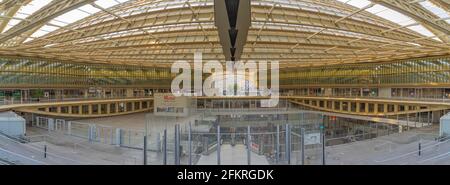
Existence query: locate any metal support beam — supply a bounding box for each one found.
[214,0,251,61]
[370,0,450,37]
[0,0,96,44]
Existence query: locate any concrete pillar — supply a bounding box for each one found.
[88,105,93,115]
[356,102,360,113]
[84,89,89,98]
[374,104,379,114]
[68,106,72,114]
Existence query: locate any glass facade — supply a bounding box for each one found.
[1,55,449,88]
[280,55,450,86]
[0,57,173,87]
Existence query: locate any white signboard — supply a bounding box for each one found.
[154,93,190,116]
[305,133,321,145]
[154,93,188,107]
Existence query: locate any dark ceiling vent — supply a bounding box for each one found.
[225,0,240,28]
[230,47,236,57]
[214,0,250,61]
[228,29,238,47]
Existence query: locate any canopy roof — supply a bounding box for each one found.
[0,0,449,68]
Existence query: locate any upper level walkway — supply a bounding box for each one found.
[0,97,154,118]
[0,96,449,119]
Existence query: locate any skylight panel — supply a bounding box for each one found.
[33,25,59,37]
[2,0,51,32]
[54,6,93,25]
[338,0,416,26]
[25,25,59,43]
[338,0,441,40]
[407,25,442,42]
[419,1,449,19]
[339,0,372,9]
[22,0,132,43]
[368,6,415,26]
[95,0,121,9]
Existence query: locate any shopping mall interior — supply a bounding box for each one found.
[0,0,450,165]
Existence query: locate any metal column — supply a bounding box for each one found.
[175,124,180,165]
[301,128,305,165]
[247,125,251,165]
[188,122,192,165]
[143,135,147,165]
[276,125,280,164]
[322,126,326,165]
[322,114,326,165]
[418,142,422,156]
[163,129,167,165]
[285,124,290,165]
[217,125,221,165]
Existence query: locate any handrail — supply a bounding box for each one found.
[373,135,450,163]
[0,147,46,165]
[0,95,154,106]
[0,134,82,164]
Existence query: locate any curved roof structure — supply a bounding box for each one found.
[0,0,449,68]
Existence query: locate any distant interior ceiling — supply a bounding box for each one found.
[0,0,448,68]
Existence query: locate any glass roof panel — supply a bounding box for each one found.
[341,0,371,9]
[2,0,51,33]
[419,1,449,19]
[23,0,131,43]
[419,1,450,24]
[337,0,440,41]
